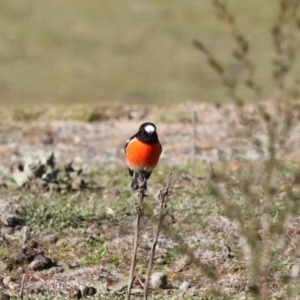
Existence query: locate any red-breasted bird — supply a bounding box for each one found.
[124,122,162,190]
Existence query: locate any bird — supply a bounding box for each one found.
[124,122,162,190]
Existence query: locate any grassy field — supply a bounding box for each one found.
[1,158,300,299]
[1,1,300,299]
[0,0,283,107]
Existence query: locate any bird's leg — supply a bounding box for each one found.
[137,171,147,194]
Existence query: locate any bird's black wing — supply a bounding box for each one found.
[124,133,136,153]
[125,134,137,177]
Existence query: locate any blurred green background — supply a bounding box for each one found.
[0,0,279,107]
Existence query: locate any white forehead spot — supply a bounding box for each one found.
[145,124,155,133]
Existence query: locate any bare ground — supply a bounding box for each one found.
[1,102,300,299]
[1,101,300,175]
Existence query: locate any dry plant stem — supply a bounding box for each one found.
[126,173,147,300]
[196,1,300,298]
[191,110,197,163]
[259,3,299,296]
[20,274,26,299]
[268,2,300,298]
[22,226,30,248]
[214,181,259,285]
[143,172,176,300]
[259,131,276,299]
[212,0,260,100]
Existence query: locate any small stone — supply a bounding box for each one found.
[68,261,80,269]
[150,272,167,289]
[56,261,67,268]
[0,262,12,272]
[86,234,96,242]
[1,214,22,227]
[33,178,48,190]
[35,234,58,245]
[73,135,82,145]
[21,226,31,246]
[28,260,44,271]
[14,246,39,264]
[34,254,52,264]
[3,276,13,286]
[29,254,52,270]
[109,278,128,293]
[248,284,260,294]
[48,182,60,192]
[8,282,18,290]
[47,266,64,275]
[27,240,38,249]
[128,109,147,120]
[69,288,82,299]
[82,286,97,296]
[17,267,24,274]
[72,177,85,190]
[291,264,299,278]
[1,226,14,235]
[13,168,29,187]
[179,281,191,291]
[155,258,165,265]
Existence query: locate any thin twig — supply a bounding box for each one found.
[191,110,198,163]
[126,173,147,300]
[20,274,26,299]
[143,172,176,300]
[22,226,30,249]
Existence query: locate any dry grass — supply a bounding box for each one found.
[1,148,300,299]
[0,0,286,106]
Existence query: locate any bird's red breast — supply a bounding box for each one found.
[126,138,161,173]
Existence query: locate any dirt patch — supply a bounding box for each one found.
[0,102,300,177]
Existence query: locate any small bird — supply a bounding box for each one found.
[125,122,162,190]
